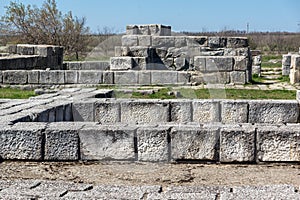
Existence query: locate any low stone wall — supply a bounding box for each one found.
[0,44,64,70]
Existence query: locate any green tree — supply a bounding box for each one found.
[0,0,90,60]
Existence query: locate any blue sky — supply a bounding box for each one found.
[1,0,300,33]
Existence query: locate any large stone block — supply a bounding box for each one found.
[129,46,152,57]
[151,71,178,84]
[206,57,233,72]
[138,71,151,85]
[137,126,170,162]
[192,100,220,123]
[148,24,171,36]
[120,100,169,124]
[72,100,95,122]
[227,37,248,48]
[230,71,246,84]
[39,70,65,84]
[152,36,175,48]
[175,36,187,48]
[248,100,299,123]
[224,47,250,57]
[122,35,138,46]
[94,99,120,123]
[81,61,110,70]
[17,45,35,55]
[126,25,139,35]
[65,70,78,84]
[282,65,290,76]
[44,123,83,160]
[28,70,39,84]
[110,57,133,70]
[202,72,230,84]
[77,71,102,84]
[114,71,138,85]
[115,46,130,57]
[186,36,208,47]
[221,100,249,123]
[234,56,247,71]
[290,55,300,84]
[177,72,191,84]
[66,61,82,70]
[171,126,219,161]
[257,125,300,162]
[103,71,114,84]
[3,70,28,84]
[282,54,291,66]
[220,126,256,162]
[79,125,136,160]
[194,56,206,72]
[0,123,45,160]
[208,37,227,48]
[137,35,152,46]
[169,100,192,123]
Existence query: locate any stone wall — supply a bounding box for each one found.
[110,24,252,85]
[0,44,63,70]
[282,53,300,84]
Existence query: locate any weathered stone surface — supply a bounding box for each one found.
[138,71,151,85]
[103,71,114,84]
[282,65,290,76]
[44,123,84,160]
[114,71,138,85]
[169,100,192,123]
[208,37,227,48]
[177,72,191,84]
[0,123,45,160]
[220,126,256,162]
[137,35,152,46]
[151,71,178,84]
[194,56,206,72]
[129,46,152,57]
[248,100,299,123]
[3,70,27,84]
[110,57,133,70]
[206,57,233,72]
[122,35,138,46]
[132,57,147,70]
[27,70,39,84]
[282,54,291,66]
[252,65,261,76]
[126,25,139,35]
[115,46,130,57]
[65,70,78,84]
[234,56,247,71]
[149,24,171,36]
[257,125,300,162]
[175,36,187,48]
[192,100,220,123]
[94,100,120,123]
[78,71,102,84]
[186,36,208,47]
[230,71,246,84]
[137,126,170,162]
[121,100,169,124]
[290,55,300,84]
[152,36,175,48]
[171,126,219,161]
[202,72,230,84]
[39,70,64,84]
[79,125,136,160]
[221,100,248,123]
[72,100,95,122]
[174,57,187,70]
[224,47,250,57]
[227,37,248,48]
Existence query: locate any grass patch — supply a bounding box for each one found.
[131,88,175,99]
[261,62,281,68]
[261,55,282,62]
[251,74,265,83]
[277,75,290,82]
[0,88,36,99]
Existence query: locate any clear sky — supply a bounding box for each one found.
[1,0,300,33]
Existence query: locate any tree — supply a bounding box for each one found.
[0,0,90,60]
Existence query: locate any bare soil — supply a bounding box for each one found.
[0,161,299,187]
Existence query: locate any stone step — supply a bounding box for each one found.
[261,75,281,80]
[261,67,282,72]
[261,71,282,75]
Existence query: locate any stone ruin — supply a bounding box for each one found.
[282,48,300,84]
[111,24,252,85]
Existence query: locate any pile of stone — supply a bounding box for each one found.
[111,24,252,84]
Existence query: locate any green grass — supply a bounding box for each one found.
[251,74,265,83]
[0,88,36,99]
[277,75,290,82]
[261,55,282,62]
[261,62,282,68]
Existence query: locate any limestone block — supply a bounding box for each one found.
[230,71,246,84]
[110,57,133,70]
[282,65,290,76]
[79,125,136,160]
[17,45,35,55]
[35,45,54,57]
[177,72,191,84]
[3,70,27,84]
[151,71,178,84]
[186,36,208,47]
[252,55,262,66]
[126,25,139,35]
[148,24,171,36]
[174,57,187,70]
[252,65,261,76]
[208,37,227,48]
[234,56,247,71]
[137,35,152,46]
[282,54,291,66]
[175,36,187,48]
[162,58,174,68]
[39,70,65,84]
[120,100,169,124]
[94,99,120,123]
[114,71,138,85]
[257,126,300,162]
[194,56,206,72]
[192,100,220,123]
[81,61,110,71]
[137,126,170,162]
[220,126,256,162]
[169,100,192,123]
[122,35,138,46]
[129,46,152,57]
[198,47,224,56]
[167,47,189,58]
[290,55,300,84]
[138,25,150,35]
[72,100,95,122]
[115,46,130,57]
[248,100,299,123]
[221,100,249,123]
[152,36,175,48]
[103,71,114,84]
[155,47,168,58]
[138,71,151,85]
[8,45,17,54]
[65,70,78,84]
[202,72,230,84]
[206,57,233,72]
[132,57,147,70]
[28,70,39,84]
[0,123,45,160]
[171,126,219,161]
[66,61,81,70]
[224,47,250,57]
[77,71,102,84]
[44,123,84,160]
[227,37,249,48]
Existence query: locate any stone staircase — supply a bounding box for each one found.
[260,67,282,83]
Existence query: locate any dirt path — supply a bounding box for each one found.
[0,161,299,187]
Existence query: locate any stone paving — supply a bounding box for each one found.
[0,179,299,199]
